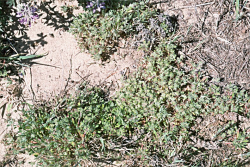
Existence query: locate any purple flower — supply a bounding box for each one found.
[86,1,105,13]
[16,3,39,27]
[94,2,105,13]
[30,6,37,13]
[16,11,24,17]
[86,2,94,8]
[18,17,27,25]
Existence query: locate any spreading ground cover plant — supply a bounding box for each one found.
[69,1,172,60]
[5,84,116,166]
[114,43,250,165]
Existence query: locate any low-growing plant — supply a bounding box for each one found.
[113,42,250,165]
[4,66,117,165]
[5,84,120,166]
[70,1,161,60]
